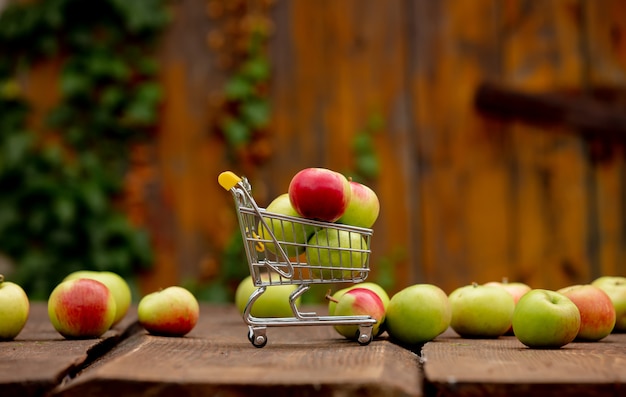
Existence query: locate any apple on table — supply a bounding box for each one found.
[448,282,515,338]
[48,278,117,339]
[331,287,385,342]
[385,284,451,345]
[234,274,300,318]
[484,278,531,334]
[512,289,581,349]
[138,286,199,337]
[557,284,616,341]
[63,270,132,326]
[0,274,30,341]
[591,276,626,332]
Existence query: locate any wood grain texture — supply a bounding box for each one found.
[0,304,136,397]
[422,329,626,397]
[53,305,422,397]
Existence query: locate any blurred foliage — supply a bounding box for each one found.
[0,0,169,299]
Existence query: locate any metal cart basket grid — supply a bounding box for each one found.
[219,171,377,347]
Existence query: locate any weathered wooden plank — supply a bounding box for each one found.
[422,329,626,397]
[0,303,137,397]
[53,305,422,397]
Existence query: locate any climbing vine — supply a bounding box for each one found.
[0,0,169,299]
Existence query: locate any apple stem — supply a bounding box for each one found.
[325,289,339,303]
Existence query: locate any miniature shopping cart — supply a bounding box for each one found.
[219,171,377,348]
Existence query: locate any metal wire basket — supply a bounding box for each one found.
[219,171,377,347]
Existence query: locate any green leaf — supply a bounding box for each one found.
[222,118,250,147]
[240,100,269,128]
[225,76,252,100]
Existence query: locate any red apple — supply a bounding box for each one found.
[48,278,117,339]
[331,288,386,340]
[137,286,199,337]
[288,168,351,222]
[337,180,380,228]
[484,278,531,334]
[591,276,626,332]
[557,284,616,341]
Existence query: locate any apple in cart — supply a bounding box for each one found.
[327,282,390,337]
[63,270,132,326]
[258,193,317,258]
[337,180,380,228]
[591,276,626,332]
[385,284,451,345]
[48,278,117,339]
[512,289,581,348]
[484,278,531,334]
[288,167,352,222]
[331,288,386,340]
[557,284,616,341]
[138,286,199,337]
[0,274,30,341]
[449,283,515,338]
[235,274,301,318]
[306,228,368,280]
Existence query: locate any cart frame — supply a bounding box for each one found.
[219,171,377,347]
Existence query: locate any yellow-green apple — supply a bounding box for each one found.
[512,289,581,348]
[591,276,626,332]
[337,180,380,228]
[557,284,616,341]
[48,278,117,339]
[64,270,131,326]
[137,286,199,337]
[449,283,515,338]
[385,284,451,345]
[331,288,386,340]
[0,274,29,341]
[235,275,300,317]
[306,228,368,279]
[288,167,351,222]
[484,278,531,334]
[258,193,317,258]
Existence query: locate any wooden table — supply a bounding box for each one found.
[3,303,626,397]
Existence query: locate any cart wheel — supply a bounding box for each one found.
[248,328,268,348]
[357,326,373,346]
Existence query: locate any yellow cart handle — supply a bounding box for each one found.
[218,171,242,190]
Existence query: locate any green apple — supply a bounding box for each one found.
[235,275,300,317]
[385,284,451,345]
[48,278,117,339]
[0,274,30,341]
[258,193,317,258]
[449,283,515,338]
[484,278,532,334]
[332,288,386,340]
[512,289,581,348]
[306,228,368,280]
[591,276,626,332]
[64,270,131,326]
[557,284,616,341]
[337,180,380,228]
[138,286,199,337]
